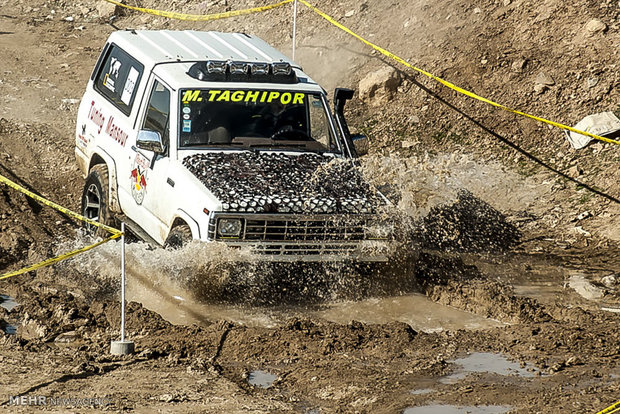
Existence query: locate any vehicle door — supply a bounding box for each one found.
[128,77,176,241]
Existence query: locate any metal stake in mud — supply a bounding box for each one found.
[110,222,134,355]
[292,0,298,60]
[121,221,126,342]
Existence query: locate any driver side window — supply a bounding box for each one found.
[309,95,332,149]
[143,80,171,151]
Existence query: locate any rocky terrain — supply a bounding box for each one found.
[0,0,619,412]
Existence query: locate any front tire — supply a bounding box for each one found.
[81,164,115,237]
[165,224,193,249]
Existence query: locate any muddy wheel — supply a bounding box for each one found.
[165,224,193,249]
[81,164,115,237]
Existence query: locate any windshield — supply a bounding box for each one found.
[178,89,340,153]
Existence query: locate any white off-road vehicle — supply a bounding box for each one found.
[75,30,391,261]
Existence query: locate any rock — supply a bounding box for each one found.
[572,226,591,237]
[401,141,417,149]
[96,1,119,18]
[359,67,402,106]
[568,165,583,177]
[159,394,175,403]
[473,7,482,14]
[54,330,78,343]
[569,274,604,300]
[601,274,617,288]
[20,318,47,340]
[534,84,548,94]
[586,77,599,89]
[584,19,607,36]
[503,0,511,5]
[344,10,355,17]
[535,72,555,86]
[576,211,592,221]
[511,58,527,73]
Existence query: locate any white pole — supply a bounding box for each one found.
[292,0,298,61]
[110,221,133,355]
[120,222,126,342]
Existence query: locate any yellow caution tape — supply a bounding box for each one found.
[0,173,122,280]
[597,401,620,414]
[0,233,121,281]
[298,0,620,147]
[104,0,292,22]
[0,174,121,236]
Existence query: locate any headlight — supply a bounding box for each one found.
[217,218,242,238]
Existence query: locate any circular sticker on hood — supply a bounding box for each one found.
[182,107,191,114]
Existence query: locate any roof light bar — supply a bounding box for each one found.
[272,62,292,76]
[229,61,250,75]
[187,61,298,83]
[251,62,270,76]
[206,60,227,74]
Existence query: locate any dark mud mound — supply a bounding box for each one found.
[0,118,83,273]
[426,279,552,324]
[1,284,173,348]
[0,188,47,270]
[414,189,521,253]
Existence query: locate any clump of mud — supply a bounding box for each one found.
[361,154,523,253]
[413,189,521,252]
[0,281,173,348]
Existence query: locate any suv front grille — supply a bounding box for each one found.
[243,218,366,241]
[209,214,377,242]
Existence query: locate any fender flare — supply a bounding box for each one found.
[168,209,201,241]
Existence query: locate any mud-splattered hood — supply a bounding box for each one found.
[182,152,384,214]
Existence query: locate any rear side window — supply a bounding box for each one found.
[94,44,144,116]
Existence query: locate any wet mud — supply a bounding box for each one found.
[1,0,619,411]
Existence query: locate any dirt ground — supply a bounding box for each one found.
[0,0,619,412]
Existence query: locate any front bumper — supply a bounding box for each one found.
[207,212,392,262]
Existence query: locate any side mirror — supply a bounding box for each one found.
[352,134,369,157]
[136,130,164,154]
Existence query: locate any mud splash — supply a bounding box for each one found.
[51,152,567,333]
[360,153,545,219]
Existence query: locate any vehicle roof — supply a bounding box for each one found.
[107,30,322,91]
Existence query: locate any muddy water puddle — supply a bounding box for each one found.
[247,370,278,388]
[126,274,504,332]
[0,294,18,334]
[0,294,18,311]
[66,232,617,332]
[463,253,619,308]
[441,352,538,384]
[311,296,504,332]
[404,405,512,414]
